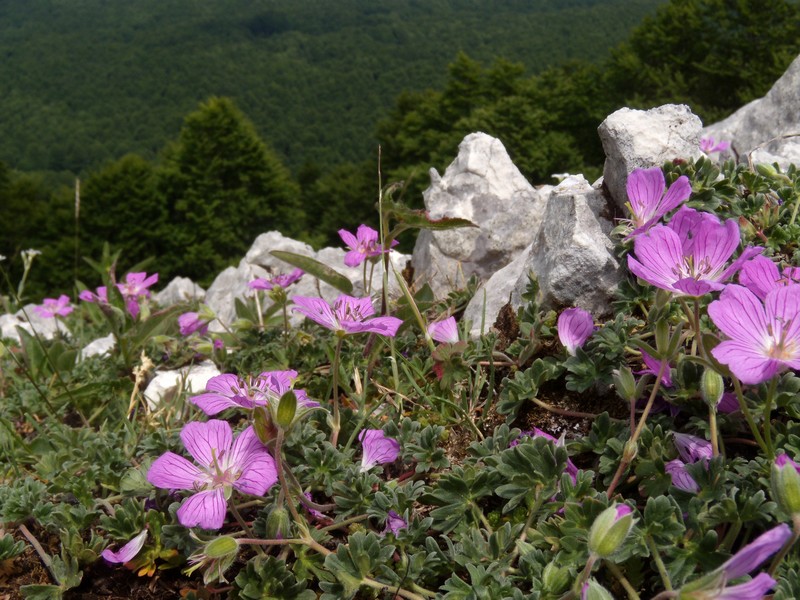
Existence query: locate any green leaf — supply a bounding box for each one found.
[270,250,353,294]
[20,585,63,600]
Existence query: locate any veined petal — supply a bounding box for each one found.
[177,488,228,530]
[669,206,720,250]
[665,459,699,493]
[626,167,665,224]
[628,226,685,291]
[708,285,769,346]
[181,420,233,468]
[234,452,278,496]
[360,429,400,471]
[226,426,266,469]
[658,175,691,216]
[428,316,459,344]
[292,295,338,330]
[338,228,359,248]
[721,523,792,579]
[691,219,740,277]
[101,529,148,564]
[344,316,403,337]
[356,224,379,245]
[719,245,764,283]
[711,340,782,385]
[715,572,777,600]
[344,249,366,267]
[673,278,719,296]
[739,255,782,300]
[147,452,203,489]
[557,307,594,355]
[334,295,376,320]
[765,284,800,342]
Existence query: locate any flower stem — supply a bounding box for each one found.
[607,359,666,498]
[645,534,672,591]
[762,376,777,460]
[605,560,641,600]
[330,337,343,447]
[732,377,768,455]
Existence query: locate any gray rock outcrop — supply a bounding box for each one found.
[463,175,622,337]
[154,277,205,307]
[411,132,550,298]
[599,104,703,212]
[703,54,800,169]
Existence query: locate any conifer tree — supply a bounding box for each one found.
[156,97,303,282]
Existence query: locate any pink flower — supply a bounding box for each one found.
[292,294,403,337]
[178,312,209,336]
[359,429,400,472]
[117,272,158,318]
[625,167,692,237]
[627,207,762,296]
[249,268,304,291]
[79,286,108,304]
[700,137,731,154]
[557,307,594,355]
[665,459,699,493]
[101,529,148,564]
[191,370,317,416]
[673,432,713,463]
[428,316,459,344]
[708,283,800,384]
[147,420,278,529]
[33,294,73,318]
[739,255,800,300]
[338,224,397,267]
[638,351,673,387]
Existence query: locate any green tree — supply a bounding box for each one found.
[605,0,800,122]
[156,97,303,283]
[78,154,164,277]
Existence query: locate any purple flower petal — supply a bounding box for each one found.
[181,420,233,468]
[359,429,400,471]
[665,459,699,493]
[557,307,594,356]
[673,432,713,463]
[721,523,792,580]
[177,488,228,530]
[715,572,777,600]
[147,452,203,489]
[428,317,459,344]
[101,529,148,564]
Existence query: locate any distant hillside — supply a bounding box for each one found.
[0,0,663,174]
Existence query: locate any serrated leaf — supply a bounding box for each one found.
[271,251,353,294]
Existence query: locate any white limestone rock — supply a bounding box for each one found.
[154,277,205,307]
[143,360,222,411]
[411,132,550,298]
[463,176,622,337]
[79,334,116,360]
[599,104,703,211]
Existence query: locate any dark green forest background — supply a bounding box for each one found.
[1,0,799,300]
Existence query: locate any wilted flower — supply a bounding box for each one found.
[184,535,239,584]
[700,137,731,154]
[249,268,304,291]
[359,429,400,472]
[33,294,73,318]
[624,167,691,237]
[383,510,407,536]
[708,283,800,385]
[191,370,317,416]
[147,421,278,529]
[428,316,459,344]
[338,224,397,267]
[557,307,594,356]
[674,432,713,463]
[117,271,158,318]
[665,459,700,493]
[292,294,403,337]
[627,207,761,296]
[101,529,148,564]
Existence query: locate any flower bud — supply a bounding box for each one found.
[771,453,800,516]
[582,579,615,600]
[588,504,635,558]
[184,535,239,584]
[701,369,724,409]
[756,162,779,178]
[612,367,637,402]
[622,439,638,463]
[542,562,571,595]
[265,506,292,539]
[276,390,297,429]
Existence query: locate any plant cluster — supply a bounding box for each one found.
[4,152,800,599]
